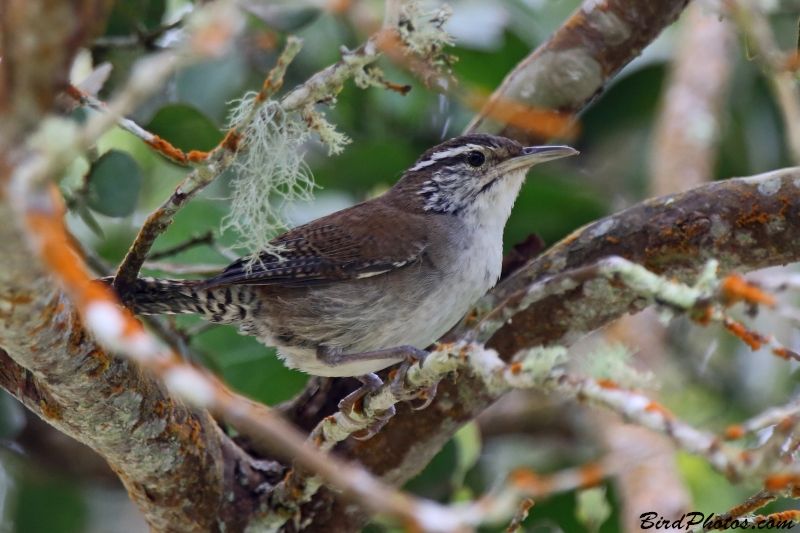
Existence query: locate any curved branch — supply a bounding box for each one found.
[0,204,270,532]
[477,167,800,356]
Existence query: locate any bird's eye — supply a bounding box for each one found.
[466,151,485,167]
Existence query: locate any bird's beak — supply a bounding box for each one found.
[503,145,579,172]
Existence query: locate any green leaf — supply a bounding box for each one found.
[451,422,482,492]
[146,104,224,153]
[402,438,457,501]
[451,31,531,89]
[505,168,607,252]
[576,487,613,533]
[144,0,166,29]
[194,325,308,405]
[86,150,143,217]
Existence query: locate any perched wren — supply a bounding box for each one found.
[113,134,577,420]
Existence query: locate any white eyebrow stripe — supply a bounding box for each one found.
[410,159,436,171]
[409,144,484,171]
[430,144,482,160]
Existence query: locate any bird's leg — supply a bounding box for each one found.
[317,345,436,412]
[336,373,396,440]
[388,350,440,407]
[316,345,408,424]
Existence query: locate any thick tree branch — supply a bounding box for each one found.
[0,0,109,142]
[0,204,273,532]
[475,167,800,356]
[466,0,690,144]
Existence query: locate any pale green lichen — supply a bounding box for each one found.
[579,341,656,390]
[221,98,317,258]
[300,105,350,155]
[221,1,456,261]
[398,3,454,66]
[515,345,568,381]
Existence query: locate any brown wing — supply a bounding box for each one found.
[200,199,429,289]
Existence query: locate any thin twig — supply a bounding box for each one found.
[148,231,216,260]
[93,18,184,49]
[506,499,534,533]
[725,398,800,439]
[67,221,213,362]
[66,84,194,165]
[111,36,304,301]
[702,490,785,531]
[142,262,224,275]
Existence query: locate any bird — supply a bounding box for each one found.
[110,133,577,429]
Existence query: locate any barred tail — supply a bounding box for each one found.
[101,276,206,315]
[101,276,259,323]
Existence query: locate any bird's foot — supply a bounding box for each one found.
[353,404,396,440]
[338,373,396,439]
[389,348,439,409]
[410,379,438,411]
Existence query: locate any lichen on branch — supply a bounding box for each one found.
[221,100,318,257]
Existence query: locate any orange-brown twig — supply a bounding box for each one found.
[720,274,776,307]
[111,37,304,301]
[461,89,580,141]
[506,499,534,533]
[67,84,193,166]
[753,510,800,525]
[764,473,800,492]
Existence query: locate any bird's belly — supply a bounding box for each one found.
[257,249,500,377]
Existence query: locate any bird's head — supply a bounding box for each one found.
[394,133,577,216]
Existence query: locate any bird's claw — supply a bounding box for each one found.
[411,380,438,410]
[353,405,396,440]
[389,348,439,409]
[338,373,381,424]
[338,373,397,438]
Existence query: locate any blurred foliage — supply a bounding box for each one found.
[85,150,143,217]
[15,475,87,533]
[146,104,224,152]
[5,0,800,532]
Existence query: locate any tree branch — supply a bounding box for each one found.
[298,165,800,532]
[465,0,690,144]
[650,3,735,195]
[0,200,278,532]
[475,167,800,356]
